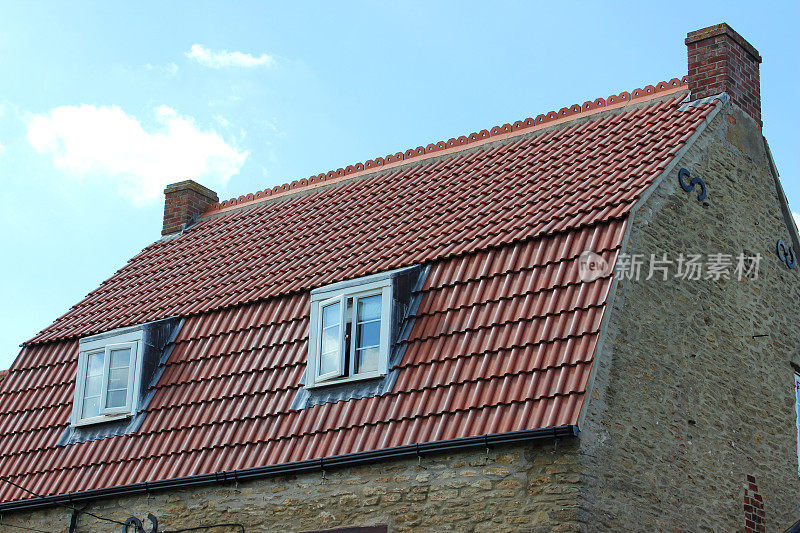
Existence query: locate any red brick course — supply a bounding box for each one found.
[162,180,219,236]
[744,474,766,533]
[686,23,762,125]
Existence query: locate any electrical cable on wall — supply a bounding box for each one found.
[0,517,51,533]
[1,476,246,533]
[0,475,125,527]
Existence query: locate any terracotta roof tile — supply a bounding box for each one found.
[0,82,721,504]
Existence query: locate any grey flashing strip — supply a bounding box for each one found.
[0,425,578,513]
[762,136,800,253]
[678,91,729,111]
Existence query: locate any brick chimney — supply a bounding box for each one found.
[162,180,218,236]
[686,23,762,125]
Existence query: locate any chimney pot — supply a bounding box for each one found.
[686,23,762,125]
[162,180,218,236]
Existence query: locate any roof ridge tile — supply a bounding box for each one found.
[204,76,688,215]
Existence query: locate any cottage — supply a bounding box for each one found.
[0,24,798,532]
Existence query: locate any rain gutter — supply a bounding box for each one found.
[0,425,578,513]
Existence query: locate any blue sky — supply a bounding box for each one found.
[0,1,798,369]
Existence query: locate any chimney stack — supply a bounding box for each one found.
[686,23,762,125]
[162,180,218,236]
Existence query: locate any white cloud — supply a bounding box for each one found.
[27,104,247,205]
[146,62,179,75]
[186,44,274,68]
[214,114,231,128]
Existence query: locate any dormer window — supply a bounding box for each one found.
[81,343,136,418]
[69,318,178,431]
[73,332,143,426]
[306,266,421,389]
[310,285,390,386]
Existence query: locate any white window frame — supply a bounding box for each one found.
[100,341,138,415]
[306,273,394,389]
[348,290,385,377]
[795,372,800,477]
[316,295,347,382]
[72,329,144,427]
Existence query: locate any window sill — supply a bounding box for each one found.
[305,371,384,390]
[72,413,132,428]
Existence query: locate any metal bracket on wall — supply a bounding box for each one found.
[678,168,707,202]
[777,239,796,269]
[69,509,82,533]
[123,513,158,533]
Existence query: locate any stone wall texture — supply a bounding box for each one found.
[577,102,800,531]
[0,441,583,533]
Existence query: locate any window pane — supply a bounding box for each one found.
[356,346,379,374]
[357,320,380,350]
[319,350,338,376]
[106,347,130,409]
[353,295,381,375]
[84,375,102,398]
[318,301,341,377]
[82,396,100,418]
[321,325,340,355]
[322,302,340,327]
[108,367,129,391]
[110,348,130,369]
[87,352,104,376]
[82,352,105,419]
[106,389,127,409]
[357,295,381,322]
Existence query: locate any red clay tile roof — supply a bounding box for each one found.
[0,79,719,504]
[205,78,689,215]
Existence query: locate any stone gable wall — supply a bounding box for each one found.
[577,102,800,530]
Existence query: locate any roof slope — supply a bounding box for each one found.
[0,80,718,504]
